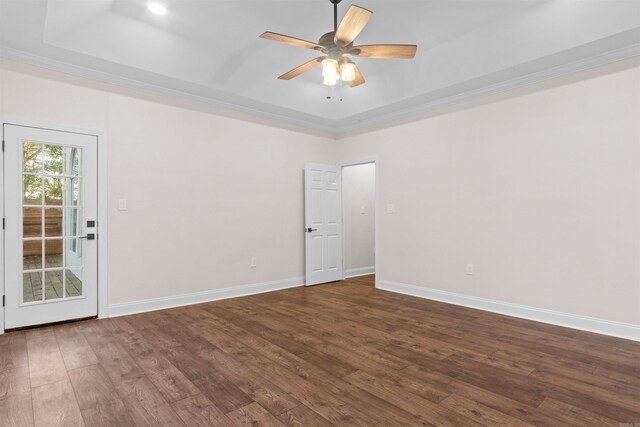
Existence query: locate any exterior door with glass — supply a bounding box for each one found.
[3,124,98,329]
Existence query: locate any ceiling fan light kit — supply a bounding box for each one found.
[260,0,417,88]
[322,58,339,85]
[339,58,357,82]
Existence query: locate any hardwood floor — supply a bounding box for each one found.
[1,274,639,426]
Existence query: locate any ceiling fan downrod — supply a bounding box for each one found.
[330,0,342,32]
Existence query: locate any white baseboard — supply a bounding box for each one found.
[378,280,640,342]
[108,277,303,318]
[345,266,375,278]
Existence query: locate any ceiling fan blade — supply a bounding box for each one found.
[278,57,325,80]
[347,65,365,88]
[334,5,372,46]
[351,44,417,59]
[260,31,324,51]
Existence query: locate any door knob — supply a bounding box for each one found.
[79,233,95,240]
[306,228,318,233]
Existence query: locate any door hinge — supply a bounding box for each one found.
[2,218,4,230]
[1,140,4,152]
[2,296,4,307]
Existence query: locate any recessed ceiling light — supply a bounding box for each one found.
[350,119,361,124]
[147,2,167,15]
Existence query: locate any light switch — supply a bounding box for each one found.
[386,203,395,214]
[117,198,127,211]
[360,206,366,215]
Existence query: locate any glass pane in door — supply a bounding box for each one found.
[23,240,42,271]
[65,208,82,238]
[22,143,42,173]
[65,269,83,297]
[44,270,64,300]
[44,177,64,205]
[21,142,84,304]
[45,240,63,268]
[65,239,82,267]
[43,145,64,175]
[23,272,43,303]
[44,208,63,237]
[23,207,43,238]
[23,175,42,205]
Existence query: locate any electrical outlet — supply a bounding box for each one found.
[117,198,127,211]
[386,203,395,214]
[251,257,257,268]
[466,264,474,275]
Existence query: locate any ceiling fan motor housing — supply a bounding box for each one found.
[319,31,353,59]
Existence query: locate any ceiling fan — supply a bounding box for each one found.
[259,0,417,88]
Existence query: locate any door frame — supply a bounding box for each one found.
[0,117,108,334]
[339,156,378,287]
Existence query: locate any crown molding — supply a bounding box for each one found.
[335,41,640,138]
[2,36,639,140]
[0,47,339,139]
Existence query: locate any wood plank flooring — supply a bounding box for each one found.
[1,274,639,426]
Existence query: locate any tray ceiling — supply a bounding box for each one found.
[1,0,639,137]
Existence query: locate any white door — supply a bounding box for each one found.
[3,124,98,329]
[304,163,343,285]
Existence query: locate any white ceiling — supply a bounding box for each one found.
[1,0,639,137]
